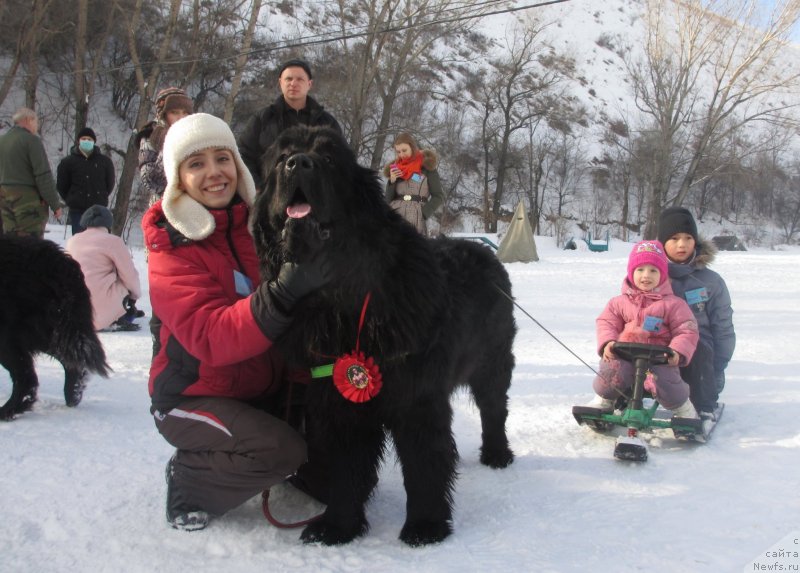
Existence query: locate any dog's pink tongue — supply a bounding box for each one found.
[286,204,312,219]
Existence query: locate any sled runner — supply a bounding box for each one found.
[572,342,722,462]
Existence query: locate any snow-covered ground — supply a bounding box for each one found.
[1,226,798,572]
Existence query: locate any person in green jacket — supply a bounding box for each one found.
[0,108,64,238]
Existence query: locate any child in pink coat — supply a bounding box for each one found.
[588,240,700,419]
[65,205,142,331]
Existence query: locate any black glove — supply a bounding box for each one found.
[250,258,331,340]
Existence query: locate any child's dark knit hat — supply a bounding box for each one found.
[80,205,113,232]
[658,206,698,244]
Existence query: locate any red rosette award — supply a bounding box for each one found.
[332,351,383,403]
[310,292,383,403]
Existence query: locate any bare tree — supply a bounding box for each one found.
[627,0,800,238]
[224,0,264,123]
[0,0,63,110]
[470,18,566,232]
[775,171,800,243]
[549,130,586,220]
[306,0,490,166]
[72,0,117,136]
[110,0,181,236]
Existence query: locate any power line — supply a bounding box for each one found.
[3,0,571,80]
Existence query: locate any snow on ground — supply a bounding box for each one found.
[1,226,798,572]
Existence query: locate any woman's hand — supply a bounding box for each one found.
[389,165,401,183]
[667,349,681,366]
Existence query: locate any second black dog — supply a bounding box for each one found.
[0,235,109,420]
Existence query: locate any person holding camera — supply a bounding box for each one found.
[383,132,444,236]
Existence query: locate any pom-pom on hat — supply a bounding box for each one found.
[658,206,698,244]
[161,113,256,241]
[80,204,113,231]
[155,87,193,121]
[77,127,96,142]
[627,240,668,286]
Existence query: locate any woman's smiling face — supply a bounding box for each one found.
[178,148,238,209]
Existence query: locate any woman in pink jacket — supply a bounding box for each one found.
[587,240,700,419]
[65,205,142,331]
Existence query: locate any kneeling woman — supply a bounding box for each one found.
[142,113,329,531]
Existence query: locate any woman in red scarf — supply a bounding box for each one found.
[383,132,444,235]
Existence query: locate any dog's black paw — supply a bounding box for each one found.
[64,374,87,407]
[64,383,86,408]
[0,393,36,421]
[480,445,515,469]
[300,516,368,546]
[399,518,453,546]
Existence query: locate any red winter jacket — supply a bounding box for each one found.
[143,199,283,412]
[596,278,699,365]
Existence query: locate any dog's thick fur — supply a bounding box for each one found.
[251,126,516,546]
[0,235,109,420]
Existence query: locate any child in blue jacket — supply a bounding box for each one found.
[658,207,736,421]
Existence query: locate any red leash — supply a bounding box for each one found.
[261,490,324,529]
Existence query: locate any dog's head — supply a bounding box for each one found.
[250,125,385,277]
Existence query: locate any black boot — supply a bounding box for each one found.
[165,455,210,531]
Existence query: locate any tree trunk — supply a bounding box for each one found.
[73,0,89,137]
[224,0,263,123]
[111,0,182,236]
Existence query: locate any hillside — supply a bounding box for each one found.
[2,0,798,246]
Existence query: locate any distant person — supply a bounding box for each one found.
[383,132,444,236]
[658,206,735,423]
[143,113,330,531]
[135,87,194,353]
[586,240,700,421]
[0,108,63,238]
[238,58,341,190]
[57,127,115,235]
[65,205,143,332]
[136,87,194,201]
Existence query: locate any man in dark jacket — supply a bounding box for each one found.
[238,58,341,191]
[57,127,115,235]
[0,108,63,238]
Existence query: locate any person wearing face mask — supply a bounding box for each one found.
[56,127,116,235]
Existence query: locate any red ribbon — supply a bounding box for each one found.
[331,292,383,402]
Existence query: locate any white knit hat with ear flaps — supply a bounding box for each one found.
[162,113,256,241]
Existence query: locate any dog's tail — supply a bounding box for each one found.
[57,327,111,378]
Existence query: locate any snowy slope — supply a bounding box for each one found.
[1,225,798,572]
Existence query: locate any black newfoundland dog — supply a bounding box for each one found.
[0,235,109,420]
[251,126,516,546]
